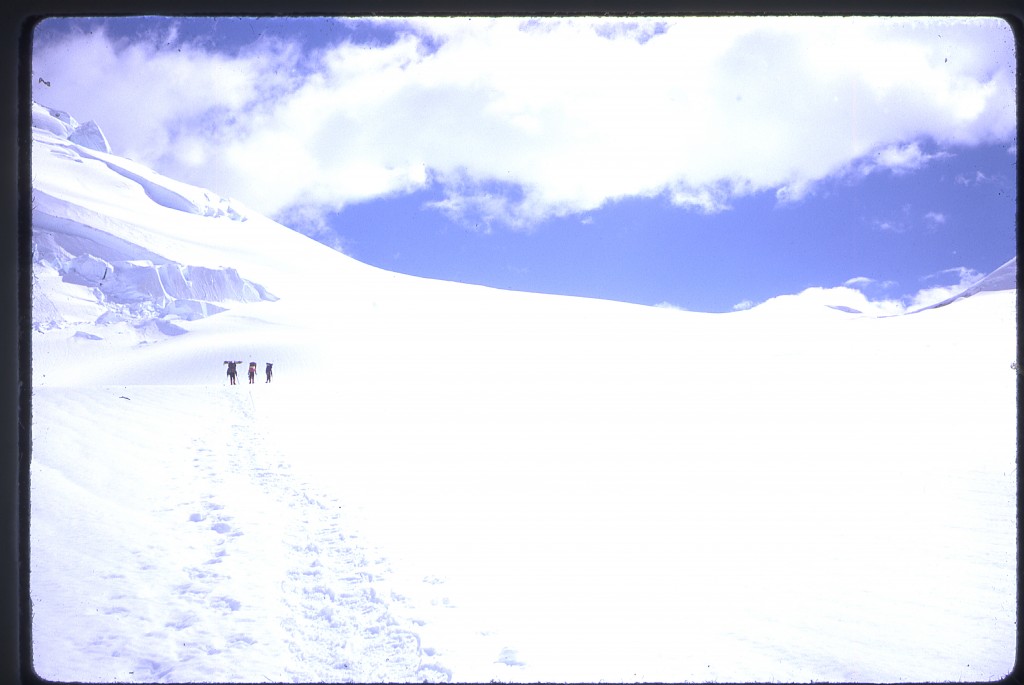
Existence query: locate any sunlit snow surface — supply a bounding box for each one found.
[30,102,1018,683]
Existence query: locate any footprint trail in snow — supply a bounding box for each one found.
[185,387,451,682]
[31,385,452,683]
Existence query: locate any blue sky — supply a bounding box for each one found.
[32,16,1016,312]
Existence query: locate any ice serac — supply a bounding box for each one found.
[34,223,279,327]
[68,119,112,154]
[31,100,278,333]
[33,102,112,153]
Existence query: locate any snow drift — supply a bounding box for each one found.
[28,100,1019,683]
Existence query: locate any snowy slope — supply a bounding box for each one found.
[915,256,1017,311]
[29,102,1019,683]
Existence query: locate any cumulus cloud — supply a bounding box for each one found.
[955,170,1002,186]
[32,16,1017,229]
[749,286,909,317]
[854,142,952,177]
[32,24,303,183]
[275,203,332,239]
[855,266,985,313]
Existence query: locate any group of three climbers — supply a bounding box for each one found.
[223,360,273,385]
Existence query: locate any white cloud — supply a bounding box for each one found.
[32,24,302,179]
[749,266,988,316]
[955,170,1000,186]
[860,266,986,313]
[424,191,513,234]
[903,266,986,310]
[732,299,755,311]
[762,286,909,317]
[669,184,735,214]
[855,142,952,177]
[843,275,901,294]
[848,267,985,313]
[871,218,907,234]
[32,16,1017,228]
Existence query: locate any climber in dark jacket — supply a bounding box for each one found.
[224,360,241,385]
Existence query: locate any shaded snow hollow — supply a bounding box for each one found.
[29,101,1018,683]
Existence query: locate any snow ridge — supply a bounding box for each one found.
[913,256,1018,312]
[32,102,248,221]
[81,147,248,221]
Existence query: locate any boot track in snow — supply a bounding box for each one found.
[31,385,452,683]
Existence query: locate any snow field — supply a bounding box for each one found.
[31,282,1017,681]
[29,100,1017,682]
[31,385,452,683]
[244,289,1016,682]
